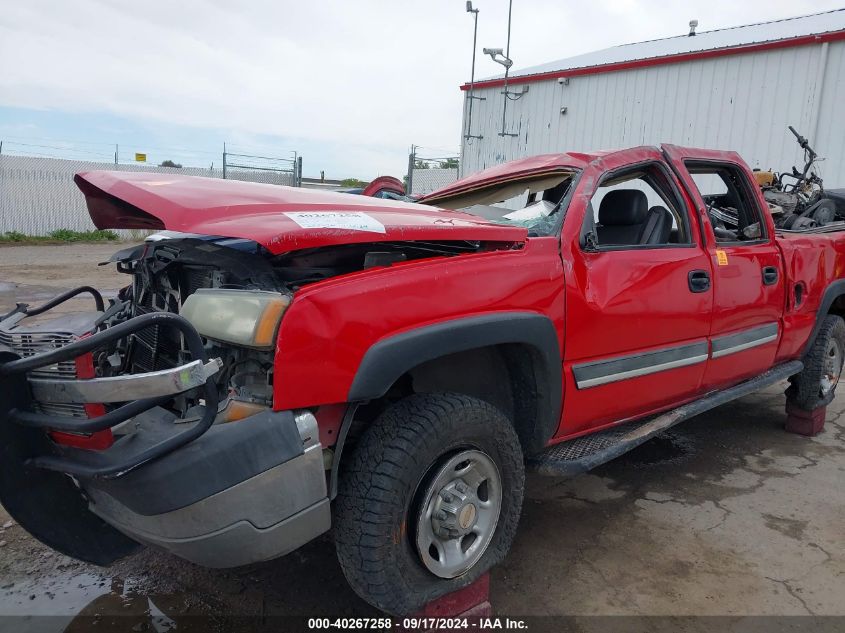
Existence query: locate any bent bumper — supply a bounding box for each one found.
[84,410,331,568]
[1,291,330,567]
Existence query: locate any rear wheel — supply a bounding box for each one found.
[334,393,524,615]
[787,314,845,410]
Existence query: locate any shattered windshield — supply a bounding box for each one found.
[427,171,576,237]
[465,198,560,236]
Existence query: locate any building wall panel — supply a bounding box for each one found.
[816,41,845,185]
[461,43,844,188]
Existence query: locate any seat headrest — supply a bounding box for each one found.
[641,205,673,245]
[647,205,673,224]
[598,190,649,226]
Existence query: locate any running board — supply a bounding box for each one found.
[528,360,803,477]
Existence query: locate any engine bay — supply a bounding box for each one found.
[0,234,492,434]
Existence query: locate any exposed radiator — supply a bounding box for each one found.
[129,305,182,373]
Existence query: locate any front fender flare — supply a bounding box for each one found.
[348,312,562,450]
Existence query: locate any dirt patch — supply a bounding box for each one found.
[0,243,135,291]
[0,243,137,316]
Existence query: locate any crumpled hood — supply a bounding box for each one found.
[74,171,526,254]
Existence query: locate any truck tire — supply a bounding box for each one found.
[334,393,524,615]
[787,314,845,410]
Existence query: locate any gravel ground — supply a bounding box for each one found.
[0,243,135,322]
[0,243,132,290]
[0,243,843,629]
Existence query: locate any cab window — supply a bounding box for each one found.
[582,164,691,249]
[686,162,767,243]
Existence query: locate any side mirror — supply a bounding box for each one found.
[580,202,599,251]
[582,230,600,252]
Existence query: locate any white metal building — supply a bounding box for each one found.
[459,9,845,185]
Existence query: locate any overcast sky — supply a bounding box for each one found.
[1,0,843,178]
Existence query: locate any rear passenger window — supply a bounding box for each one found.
[583,164,691,249]
[686,163,767,243]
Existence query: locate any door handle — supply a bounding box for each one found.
[688,270,711,293]
[762,266,779,286]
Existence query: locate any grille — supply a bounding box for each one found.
[33,401,87,418]
[0,330,77,378]
[0,330,87,418]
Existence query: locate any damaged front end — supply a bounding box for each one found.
[0,237,331,567]
[1,170,529,568]
[0,231,506,567]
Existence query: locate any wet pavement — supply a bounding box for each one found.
[0,244,843,626]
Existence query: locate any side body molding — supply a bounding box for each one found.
[348,312,562,450]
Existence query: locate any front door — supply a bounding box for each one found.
[558,150,713,437]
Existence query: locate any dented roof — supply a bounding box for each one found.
[418,153,590,205]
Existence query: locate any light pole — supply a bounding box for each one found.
[484,0,526,137]
[464,2,484,141]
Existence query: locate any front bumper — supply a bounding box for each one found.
[1,308,223,478]
[83,410,330,568]
[0,289,330,567]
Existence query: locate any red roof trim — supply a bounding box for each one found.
[460,30,845,91]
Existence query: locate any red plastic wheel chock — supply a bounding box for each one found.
[785,401,826,436]
[399,573,492,631]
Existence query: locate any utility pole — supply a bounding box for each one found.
[114,144,118,165]
[222,142,227,179]
[406,145,416,195]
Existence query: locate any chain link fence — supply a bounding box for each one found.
[0,154,299,237]
[409,168,459,196]
[406,147,460,196]
[223,151,301,186]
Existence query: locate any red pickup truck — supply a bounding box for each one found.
[1,145,843,615]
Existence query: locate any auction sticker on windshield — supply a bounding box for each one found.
[284,211,386,233]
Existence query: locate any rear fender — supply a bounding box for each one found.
[803,279,845,356]
[0,351,140,565]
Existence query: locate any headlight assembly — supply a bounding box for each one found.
[181,288,290,349]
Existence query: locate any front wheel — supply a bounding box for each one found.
[334,393,524,615]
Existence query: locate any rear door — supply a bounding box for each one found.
[663,145,785,389]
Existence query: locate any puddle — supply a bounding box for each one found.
[0,572,111,618]
[0,572,214,633]
[0,531,375,629]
